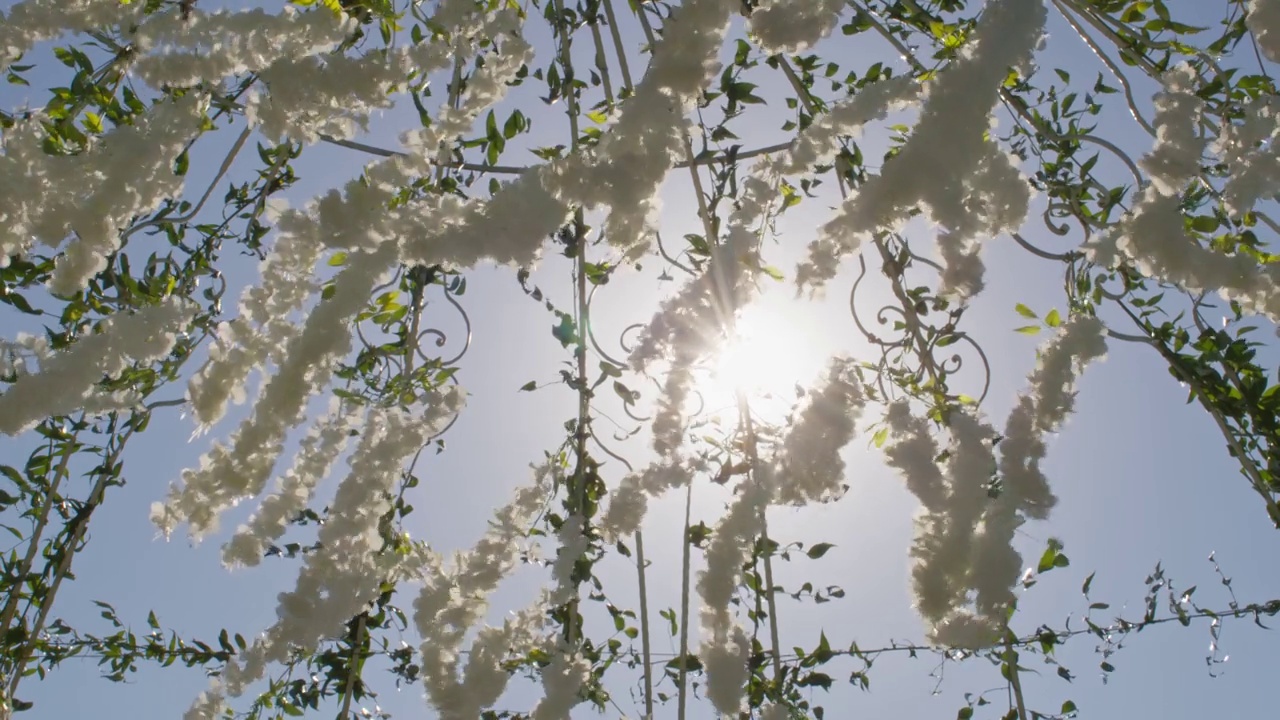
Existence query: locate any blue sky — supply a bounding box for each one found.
[3,0,1280,718]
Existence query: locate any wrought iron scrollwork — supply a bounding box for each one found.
[848,235,993,408]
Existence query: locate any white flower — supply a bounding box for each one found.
[1248,0,1280,64]
[0,298,195,435]
[0,93,209,295]
[131,6,354,88]
[804,0,1043,293]
[930,611,1001,650]
[155,245,398,540]
[698,464,772,714]
[1215,97,1280,216]
[1092,187,1280,322]
[1140,65,1205,196]
[882,401,948,513]
[0,0,142,73]
[773,358,865,505]
[550,514,590,605]
[748,0,845,53]
[601,460,695,538]
[221,399,359,568]
[909,411,996,625]
[541,0,734,258]
[416,464,556,717]
[530,642,591,720]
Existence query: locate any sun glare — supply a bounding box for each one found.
[702,303,825,420]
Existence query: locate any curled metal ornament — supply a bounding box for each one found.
[416,281,473,368]
[585,284,628,368]
[847,237,993,408]
[590,424,635,472]
[1043,175,1121,239]
[654,232,697,277]
[619,322,647,354]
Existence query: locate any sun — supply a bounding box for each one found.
[701,302,825,421]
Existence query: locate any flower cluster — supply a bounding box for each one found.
[546,0,733,258]
[1215,96,1280,217]
[802,0,1043,297]
[889,316,1107,648]
[220,399,356,567]
[0,297,194,435]
[746,0,845,54]
[0,0,141,72]
[698,359,864,713]
[1089,65,1280,323]
[131,6,354,90]
[195,392,461,717]
[1,92,209,295]
[1249,0,1280,64]
[413,462,556,718]
[602,459,698,539]
[155,244,400,539]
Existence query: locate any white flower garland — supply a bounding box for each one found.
[601,459,697,539]
[539,0,735,258]
[1,92,210,295]
[1248,0,1280,64]
[773,360,866,505]
[220,398,357,568]
[891,316,1106,648]
[1089,65,1280,323]
[155,244,398,539]
[191,396,460,716]
[747,0,846,54]
[413,462,555,717]
[803,0,1044,295]
[699,359,864,713]
[185,7,529,429]
[968,316,1106,620]
[1217,96,1280,216]
[0,296,195,435]
[0,0,141,73]
[131,6,355,89]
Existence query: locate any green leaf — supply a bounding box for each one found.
[503,110,526,139]
[519,380,537,392]
[1061,700,1078,715]
[806,542,835,559]
[760,265,785,281]
[872,426,889,448]
[328,252,348,267]
[1037,538,1065,574]
[1015,325,1041,335]
[1,291,40,315]
[1190,215,1220,233]
[1045,308,1062,328]
[552,314,576,347]
[1015,303,1038,319]
[485,109,498,140]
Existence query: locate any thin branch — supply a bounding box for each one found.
[635,531,655,719]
